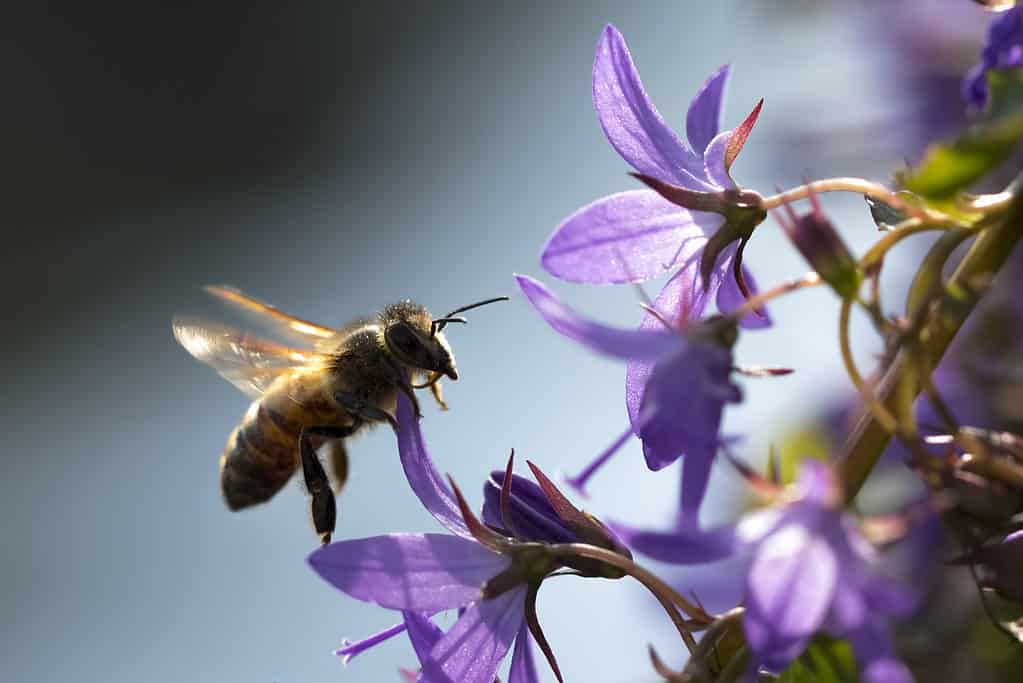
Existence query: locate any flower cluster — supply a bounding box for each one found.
[303,11,1023,683]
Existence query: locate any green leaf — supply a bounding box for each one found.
[778,637,859,683]
[899,68,1023,199]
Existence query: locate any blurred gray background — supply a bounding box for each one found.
[0,2,990,682]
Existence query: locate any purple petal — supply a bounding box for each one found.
[507,625,540,683]
[847,622,912,683]
[635,342,738,473]
[418,588,527,683]
[541,189,709,284]
[678,440,718,524]
[686,65,729,154]
[308,534,507,612]
[516,274,681,360]
[744,521,838,651]
[795,459,841,507]
[703,131,735,189]
[335,621,408,663]
[714,244,771,330]
[404,612,445,667]
[608,521,738,564]
[625,253,721,433]
[829,576,868,632]
[592,25,713,190]
[397,392,472,538]
[482,471,576,545]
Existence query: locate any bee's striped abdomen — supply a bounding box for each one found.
[220,398,301,511]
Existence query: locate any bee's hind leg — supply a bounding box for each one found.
[300,426,355,546]
[322,439,349,495]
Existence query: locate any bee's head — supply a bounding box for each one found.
[381,301,458,380]
[380,296,508,381]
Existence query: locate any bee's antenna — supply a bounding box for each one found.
[432,296,510,335]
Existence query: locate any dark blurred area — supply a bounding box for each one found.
[1,2,450,338]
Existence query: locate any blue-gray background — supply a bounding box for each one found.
[0,2,988,682]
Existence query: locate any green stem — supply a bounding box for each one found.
[837,192,1023,500]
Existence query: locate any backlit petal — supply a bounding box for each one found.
[541,190,707,284]
[702,130,736,190]
[745,522,838,649]
[608,521,738,564]
[516,274,681,360]
[686,65,729,154]
[507,625,540,683]
[308,534,507,612]
[593,25,712,190]
[418,588,527,683]
[397,392,472,538]
[404,612,445,666]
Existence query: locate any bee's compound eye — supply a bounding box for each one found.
[387,323,420,355]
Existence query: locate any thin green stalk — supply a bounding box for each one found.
[838,192,1023,500]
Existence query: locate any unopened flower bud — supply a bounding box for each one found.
[775,191,861,299]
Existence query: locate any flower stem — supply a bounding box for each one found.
[730,272,822,320]
[545,543,710,653]
[838,191,1023,500]
[859,218,950,270]
[838,297,900,435]
[761,177,949,222]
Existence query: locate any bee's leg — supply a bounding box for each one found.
[334,391,400,432]
[299,426,352,546]
[428,380,448,411]
[322,439,349,495]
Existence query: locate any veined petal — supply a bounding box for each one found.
[404,612,445,666]
[508,625,540,683]
[686,65,729,154]
[593,25,713,190]
[308,534,507,612]
[541,189,708,284]
[744,522,838,650]
[418,587,527,683]
[397,392,472,538]
[516,274,681,360]
[608,521,738,564]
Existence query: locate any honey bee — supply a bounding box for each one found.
[173,286,507,545]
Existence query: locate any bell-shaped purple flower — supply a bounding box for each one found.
[517,274,741,525]
[541,24,769,328]
[963,7,1023,107]
[613,461,925,682]
[311,391,632,683]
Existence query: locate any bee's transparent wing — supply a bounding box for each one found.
[173,316,333,399]
[203,285,340,348]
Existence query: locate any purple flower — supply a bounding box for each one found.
[310,391,630,683]
[614,462,923,681]
[517,274,741,525]
[541,24,769,328]
[963,7,1023,107]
